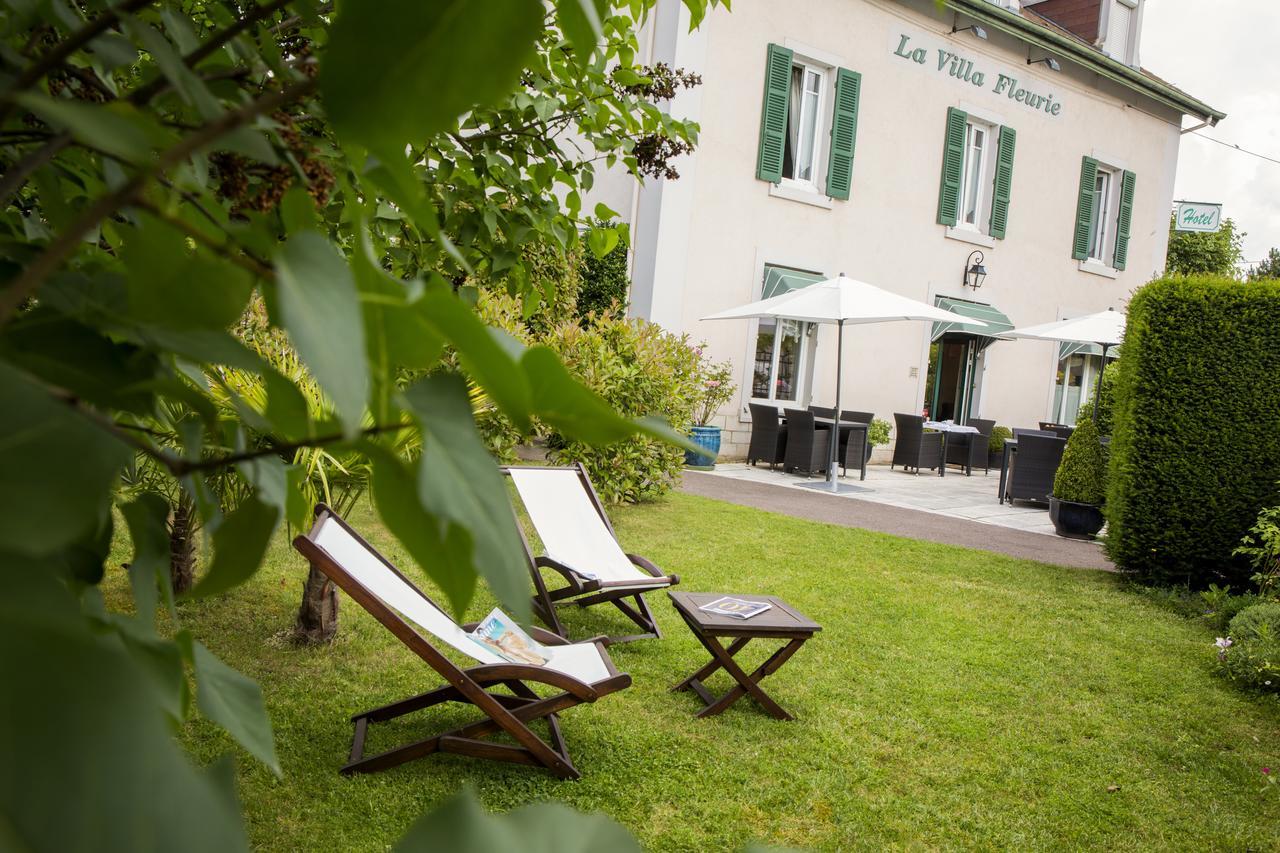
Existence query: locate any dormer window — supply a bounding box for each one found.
[1103,0,1139,65]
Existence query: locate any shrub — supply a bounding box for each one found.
[1053,417,1106,504]
[1216,603,1280,694]
[868,418,892,447]
[1235,499,1280,599]
[1200,585,1260,633]
[988,425,1012,454]
[1106,275,1280,587]
[541,314,703,503]
[577,220,630,319]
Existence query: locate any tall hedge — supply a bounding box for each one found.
[1106,275,1280,586]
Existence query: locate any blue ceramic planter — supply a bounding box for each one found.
[684,425,721,468]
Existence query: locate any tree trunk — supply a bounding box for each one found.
[294,563,339,644]
[168,496,196,595]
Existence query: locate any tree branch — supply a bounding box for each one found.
[0,77,317,327]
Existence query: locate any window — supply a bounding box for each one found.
[1104,0,1137,64]
[1088,168,1114,262]
[782,63,826,185]
[959,120,992,229]
[937,108,1016,238]
[1072,157,1135,270]
[752,318,808,403]
[756,44,861,200]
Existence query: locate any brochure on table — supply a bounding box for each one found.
[699,596,772,620]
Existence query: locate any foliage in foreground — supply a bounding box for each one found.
[0,0,725,848]
[1106,275,1280,586]
[1216,603,1280,695]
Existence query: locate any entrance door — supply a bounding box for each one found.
[1051,354,1099,425]
[926,335,977,423]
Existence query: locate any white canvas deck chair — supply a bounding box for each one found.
[504,464,680,645]
[292,505,631,780]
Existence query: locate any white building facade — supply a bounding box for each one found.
[592,0,1221,457]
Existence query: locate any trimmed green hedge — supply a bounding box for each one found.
[1106,275,1280,586]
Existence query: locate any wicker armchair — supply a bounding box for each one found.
[841,410,874,425]
[947,417,995,475]
[782,409,831,477]
[747,403,788,470]
[891,413,943,475]
[1004,433,1067,504]
[808,405,836,419]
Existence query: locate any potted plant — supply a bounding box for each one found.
[987,425,1012,469]
[1049,417,1107,539]
[685,357,736,470]
[866,418,892,463]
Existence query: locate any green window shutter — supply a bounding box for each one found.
[988,126,1016,239]
[1072,156,1100,260]
[825,67,861,200]
[1113,170,1136,270]
[756,43,793,183]
[936,107,968,226]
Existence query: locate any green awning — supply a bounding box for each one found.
[1059,341,1122,361]
[762,265,825,299]
[930,296,1015,342]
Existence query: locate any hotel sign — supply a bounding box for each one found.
[891,30,1064,118]
[1174,201,1222,232]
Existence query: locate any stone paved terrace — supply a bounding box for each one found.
[685,463,1112,571]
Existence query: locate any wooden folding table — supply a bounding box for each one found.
[668,591,821,721]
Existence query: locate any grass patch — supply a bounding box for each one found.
[105,493,1280,850]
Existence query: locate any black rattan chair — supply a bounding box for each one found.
[947,417,995,475]
[1004,433,1067,504]
[782,409,830,477]
[891,413,943,476]
[842,410,874,425]
[1014,427,1056,440]
[747,403,788,470]
[808,405,835,419]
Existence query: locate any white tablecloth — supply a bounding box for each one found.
[923,420,979,434]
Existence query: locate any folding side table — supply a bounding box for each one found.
[667,591,821,721]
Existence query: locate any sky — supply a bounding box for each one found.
[1140,0,1280,268]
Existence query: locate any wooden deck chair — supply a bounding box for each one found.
[503,464,680,645]
[292,505,631,780]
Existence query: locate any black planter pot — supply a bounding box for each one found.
[1049,496,1105,539]
[987,450,1003,469]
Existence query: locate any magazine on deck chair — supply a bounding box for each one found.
[467,608,550,665]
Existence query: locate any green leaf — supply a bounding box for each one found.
[555,0,606,61]
[586,225,619,259]
[394,787,640,853]
[123,217,255,331]
[0,564,250,852]
[366,445,477,619]
[0,361,132,557]
[188,639,281,776]
[117,629,190,724]
[419,289,532,432]
[274,232,369,433]
[121,493,174,629]
[594,201,621,220]
[401,376,530,621]
[321,0,544,156]
[521,345,693,450]
[186,496,280,599]
[14,94,173,164]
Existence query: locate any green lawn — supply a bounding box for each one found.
[107,493,1280,850]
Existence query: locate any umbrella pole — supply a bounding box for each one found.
[1092,343,1110,426]
[827,320,845,492]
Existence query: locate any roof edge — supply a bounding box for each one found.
[943,0,1225,123]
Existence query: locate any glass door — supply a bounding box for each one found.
[927,335,975,423]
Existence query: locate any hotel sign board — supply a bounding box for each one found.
[1174,201,1222,232]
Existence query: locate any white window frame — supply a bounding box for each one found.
[1102,0,1139,65]
[750,316,812,407]
[957,119,994,232]
[1087,166,1116,264]
[779,58,831,193]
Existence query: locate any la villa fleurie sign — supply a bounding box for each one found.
[1174,201,1222,233]
[892,32,1063,117]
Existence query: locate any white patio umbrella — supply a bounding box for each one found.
[703,274,985,494]
[1003,308,1126,425]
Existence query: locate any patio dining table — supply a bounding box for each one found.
[776,412,870,480]
[923,421,980,477]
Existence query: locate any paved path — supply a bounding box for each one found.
[681,470,1114,572]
